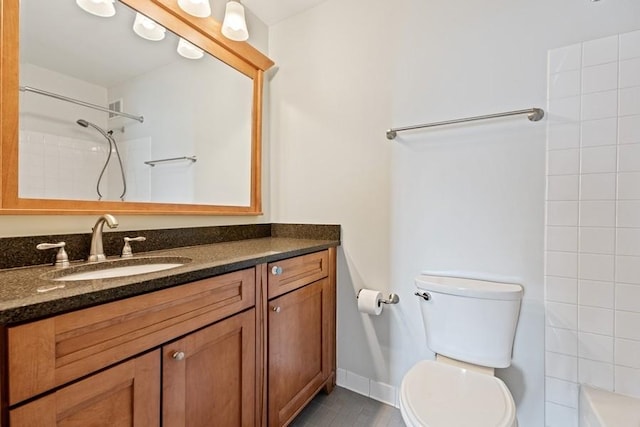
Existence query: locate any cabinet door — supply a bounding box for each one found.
[268,278,331,427]
[9,350,160,427]
[163,308,256,427]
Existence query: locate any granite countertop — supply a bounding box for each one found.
[0,237,339,324]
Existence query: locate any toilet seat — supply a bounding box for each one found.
[399,360,517,427]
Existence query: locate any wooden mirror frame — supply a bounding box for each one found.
[0,0,273,215]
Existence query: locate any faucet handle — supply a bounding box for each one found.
[121,236,146,258]
[37,242,70,268]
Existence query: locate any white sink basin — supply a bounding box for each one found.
[53,263,184,281]
[41,256,191,282]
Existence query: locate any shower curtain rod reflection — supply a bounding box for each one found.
[386,107,544,140]
[19,86,144,123]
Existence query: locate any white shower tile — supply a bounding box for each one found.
[581,146,617,174]
[546,351,578,382]
[578,280,614,309]
[580,201,616,227]
[546,251,578,278]
[578,359,614,391]
[616,255,640,285]
[581,118,617,147]
[582,62,618,94]
[616,310,640,341]
[546,377,579,408]
[620,58,640,88]
[618,201,640,227]
[547,326,578,356]
[545,402,578,427]
[579,227,615,254]
[579,306,614,335]
[580,173,616,201]
[615,366,640,398]
[615,338,640,369]
[548,149,580,175]
[550,70,581,99]
[546,276,578,304]
[548,122,581,150]
[618,172,640,199]
[617,228,640,256]
[579,331,614,362]
[547,175,579,201]
[579,254,614,282]
[583,35,618,67]
[547,226,578,252]
[618,144,640,172]
[547,302,578,330]
[619,116,640,145]
[549,43,582,73]
[547,201,579,226]
[582,91,618,120]
[548,96,581,122]
[616,283,640,313]
[620,87,640,116]
[620,29,640,60]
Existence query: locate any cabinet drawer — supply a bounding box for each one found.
[267,250,328,299]
[7,268,255,405]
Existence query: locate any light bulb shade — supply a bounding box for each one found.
[177,38,204,59]
[222,1,249,42]
[133,12,166,41]
[76,0,115,17]
[177,0,211,18]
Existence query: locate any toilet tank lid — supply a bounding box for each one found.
[416,272,523,301]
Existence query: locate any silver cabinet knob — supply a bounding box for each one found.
[272,306,281,313]
[172,351,185,361]
[271,266,283,276]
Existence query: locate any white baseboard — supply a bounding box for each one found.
[335,368,399,408]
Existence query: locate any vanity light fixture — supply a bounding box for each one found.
[75,0,116,17]
[221,0,249,41]
[177,38,204,59]
[133,12,166,41]
[177,0,212,18]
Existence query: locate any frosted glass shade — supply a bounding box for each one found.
[222,1,249,42]
[177,0,211,18]
[177,38,204,59]
[76,0,115,17]
[133,13,166,41]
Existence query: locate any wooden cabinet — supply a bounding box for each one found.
[267,250,336,427]
[2,248,337,427]
[10,350,161,427]
[163,308,256,427]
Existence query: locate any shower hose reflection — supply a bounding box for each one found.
[76,119,127,201]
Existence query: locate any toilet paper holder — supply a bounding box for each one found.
[357,289,400,305]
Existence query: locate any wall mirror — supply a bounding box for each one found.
[0,0,273,215]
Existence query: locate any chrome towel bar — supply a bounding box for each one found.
[144,156,197,167]
[386,107,544,140]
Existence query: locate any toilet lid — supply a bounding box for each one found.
[400,360,516,427]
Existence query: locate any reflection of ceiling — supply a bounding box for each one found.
[244,0,329,26]
[20,1,182,87]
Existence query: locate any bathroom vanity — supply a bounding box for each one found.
[0,224,339,427]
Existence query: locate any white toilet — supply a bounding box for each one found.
[399,273,523,427]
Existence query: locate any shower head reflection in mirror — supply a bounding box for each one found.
[76,119,127,201]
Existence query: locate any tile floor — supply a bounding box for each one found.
[290,386,406,427]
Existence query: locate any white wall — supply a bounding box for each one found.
[545,30,640,427]
[268,1,640,426]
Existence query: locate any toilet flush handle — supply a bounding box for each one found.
[414,291,431,301]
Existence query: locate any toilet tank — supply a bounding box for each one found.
[415,273,523,369]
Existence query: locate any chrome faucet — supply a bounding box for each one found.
[88,214,119,262]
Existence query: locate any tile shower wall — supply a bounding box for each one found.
[545,29,640,427]
[19,130,151,202]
